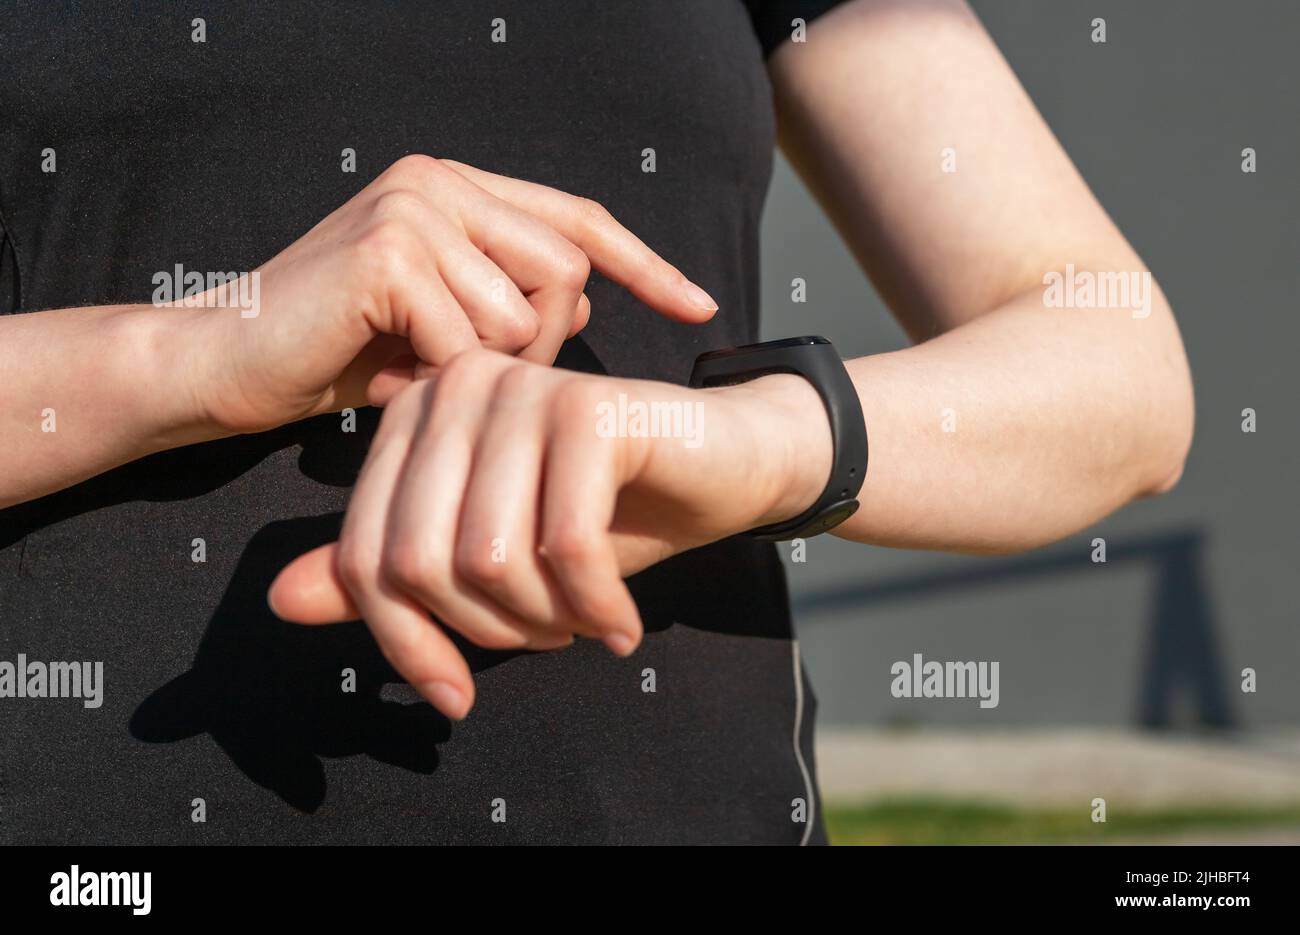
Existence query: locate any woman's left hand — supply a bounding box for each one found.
[268,348,829,720]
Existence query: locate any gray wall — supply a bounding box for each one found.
[760,1,1299,728]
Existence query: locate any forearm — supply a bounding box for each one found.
[0,304,221,507]
[750,280,1193,554]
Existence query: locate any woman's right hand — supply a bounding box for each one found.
[185,154,719,434]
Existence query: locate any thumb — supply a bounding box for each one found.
[268,543,359,624]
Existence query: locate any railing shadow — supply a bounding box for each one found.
[791,528,1235,728]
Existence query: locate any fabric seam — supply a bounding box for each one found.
[792,640,816,846]
[0,194,24,312]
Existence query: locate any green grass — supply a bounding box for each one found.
[824,797,1300,845]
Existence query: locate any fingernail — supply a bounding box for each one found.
[420,681,470,720]
[681,280,718,312]
[605,632,638,657]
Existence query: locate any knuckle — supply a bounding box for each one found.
[352,222,414,279]
[335,540,378,594]
[552,245,591,290]
[371,189,427,222]
[386,543,447,597]
[453,542,509,589]
[574,196,612,228]
[436,347,494,392]
[542,522,594,566]
[494,360,543,398]
[383,153,444,185]
[494,305,542,349]
[434,349,475,386]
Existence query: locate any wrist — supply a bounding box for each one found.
[719,372,834,530]
[122,303,232,448]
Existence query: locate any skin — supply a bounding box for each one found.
[6,1,1195,724]
[0,154,718,507]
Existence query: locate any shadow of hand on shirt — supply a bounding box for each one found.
[127,524,791,816]
[129,511,530,814]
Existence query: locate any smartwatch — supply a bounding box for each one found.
[688,335,867,541]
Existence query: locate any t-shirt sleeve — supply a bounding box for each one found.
[742,0,853,58]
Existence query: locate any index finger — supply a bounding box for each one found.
[439,160,718,323]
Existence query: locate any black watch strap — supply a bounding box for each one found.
[688,336,867,541]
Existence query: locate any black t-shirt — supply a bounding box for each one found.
[0,0,846,844]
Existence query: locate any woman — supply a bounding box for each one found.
[0,1,1192,844]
